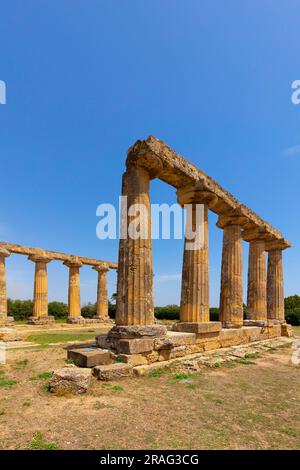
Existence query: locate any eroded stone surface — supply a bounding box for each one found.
[67,348,111,368]
[49,367,91,394]
[93,363,133,381]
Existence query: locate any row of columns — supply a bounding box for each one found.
[115,166,286,328]
[0,250,111,324]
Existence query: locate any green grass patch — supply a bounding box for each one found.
[13,359,29,370]
[173,372,190,381]
[236,359,257,365]
[28,432,61,450]
[23,400,32,407]
[244,353,259,359]
[0,377,18,388]
[211,362,221,368]
[111,385,124,391]
[29,371,52,381]
[148,369,164,378]
[26,332,97,345]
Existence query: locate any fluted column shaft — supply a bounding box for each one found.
[180,203,209,322]
[64,261,82,318]
[30,255,51,318]
[220,225,243,327]
[116,165,154,325]
[246,240,267,321]
[93,266,109,318]
[267,250,284,321]
[0,249,10,324]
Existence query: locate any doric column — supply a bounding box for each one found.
[28,254,53,324]
[115,165,154,326]
[0,248,10,325]
[93,265,109,320]
[171,185,221,334]
[246,239,267,322]
[218,219,243,328]
[180,203,210,323]
[64,259,84,323]
[266,244,285,322]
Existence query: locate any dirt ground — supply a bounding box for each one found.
[0,332,300,450]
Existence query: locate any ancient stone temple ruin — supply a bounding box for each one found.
[90,136,292,379]
[0,242,117,326]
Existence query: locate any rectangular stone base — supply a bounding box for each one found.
[66,322,290,380]
[68,348,111,367]
[67,316,86,324]
[27,316,55,325]
[172,322,222,334]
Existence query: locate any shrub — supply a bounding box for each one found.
[81,302,97,318]
[48,301,68,319]
[285,309,300,326]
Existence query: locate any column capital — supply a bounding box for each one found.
[28,254,52,263]
[92,265,109,273]
[217,214,249,229]
[63,258,83,269]
[177,184,219,207]
[265,239,291,252]
[0,247,10,258]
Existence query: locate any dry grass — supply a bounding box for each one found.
[0,331,299,450]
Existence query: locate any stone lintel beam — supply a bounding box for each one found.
[0,241,117,269]
[242,227,276,243]
[126,136,289,244]
[0,247,10,257]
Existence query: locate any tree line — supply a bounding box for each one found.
[7,295,300,325]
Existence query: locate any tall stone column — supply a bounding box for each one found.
[172,186,221,334]
[246,239,267,322]
[180,203,210,323]
[93,266,110,320]
[115,166,154,326]
[219,223,243,328]
[267,249,284,322]
[64,260,84,324]
[0,248,11,325]
[28,255,54,324]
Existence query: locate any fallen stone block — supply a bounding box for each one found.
[0,328,22,342]
[67,348,111,368]
[93,363,133,381]
[49,367,91,394]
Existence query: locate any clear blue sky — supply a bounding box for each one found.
[0,1,299,307]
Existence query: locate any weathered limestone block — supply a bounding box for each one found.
[0,327,22,342]
[27,316,55,325]
[165,331,196,347]
[67,348,111,368]
[173,321,221,334]
[96,334,111,349]
[49,367,91,394]
[267,324,282,338]
[117,338,154,354]
[116,354,148,366]
[281,323,293,337]
[219,223,243,328]
[108,324,167,339]
[244,326,269,343]
[153,337,175,351]
[219,328,249,348]
[93,363,133,381]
